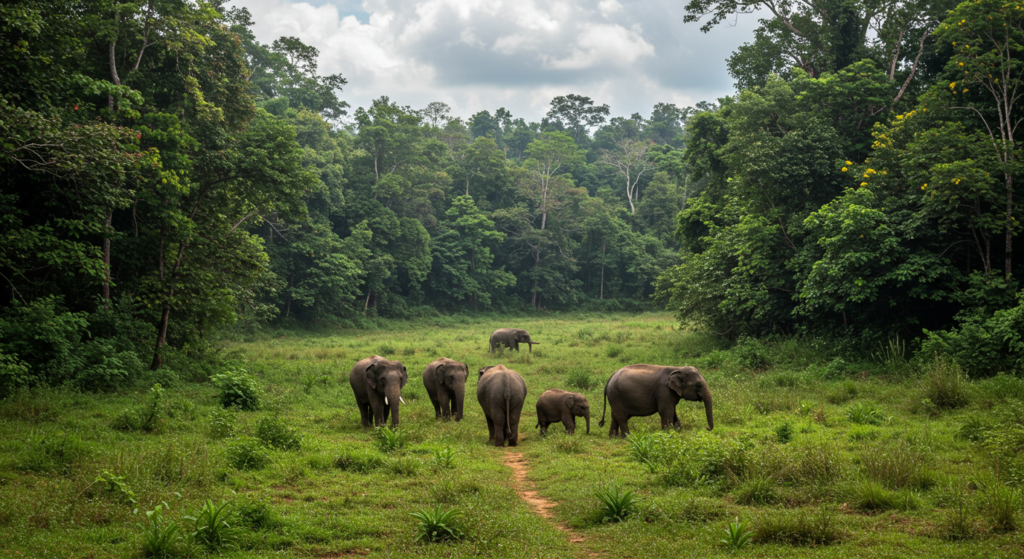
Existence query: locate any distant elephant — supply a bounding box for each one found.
[476,364,527,447]
[349,356,408,428]
[489,328,540,353]
[598,364,712,437]
[423,357,469,421]
[535,389,590,435]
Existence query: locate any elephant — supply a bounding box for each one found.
[349,355,408,428]
[422,357,469,421]
[489,328,540,353]
[598,364,712,437]
[476,364,527,447]
[535,389,590,435]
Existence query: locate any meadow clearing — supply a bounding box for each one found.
[0,312,1022,558]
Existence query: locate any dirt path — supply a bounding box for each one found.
[504,452,588,546]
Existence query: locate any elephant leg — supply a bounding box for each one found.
[430,397,442,419]
[437,392,450,419]
[611,410,630,437]
[507,407,522,446]
[492,412,506,447]
[539,421,548,436]
[562,411,575,435]
[486,416,496,442]
[358,403,372,428]
[658,403,676,429]
[447,394,457,417]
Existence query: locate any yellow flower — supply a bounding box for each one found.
[959,62,964,66]
[860,182,868,187]
[842,167,848,172]
[845,161,852,165]
[950,82,957,89]
[963,89,969,93]
[922,184,927,190]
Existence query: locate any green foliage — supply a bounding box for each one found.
[720,517,754,550]
[566,368,598,391]
[254,415,301,450]
[431,447,456,470]
[755,506,841,546]
[137,502,182,559]
[186,499,239,551]
[17,433,88,474]
[734,477,779,505]
[226,436,272,470]
[411,505,463,542]
[846,402,886,425]
[979,481,1020,533]
[774,422,793,443]
[111,384,166,432]
[235,499,285,531]
[595,485,637,522]
[941,483,977,541]
[374,426,407,453]
[627,431,677,473]
[922,356,970,410]
[211,371,263,411]
[207,409,237,439]
[333,449,385,473]
[662,432,749,486]
[93,470,136,505]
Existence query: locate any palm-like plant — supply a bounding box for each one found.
[721,517,754,550]
[411,505,463,542]
[595,484,636,522]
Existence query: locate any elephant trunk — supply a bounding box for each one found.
[386,385,401,427]
[584,410,591,434]
[701,385,714,431]
[454,384,466,421]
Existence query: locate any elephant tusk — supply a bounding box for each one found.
[384,397,389,406]
[399,396,406,405]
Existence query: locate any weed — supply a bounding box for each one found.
[755,506,841,546]
[386,456,420,476]
[94,469,136,504]
[226,436,271,470]
[551,433,586,454]
[860,439,933,489]
[374,426,408,453]
[255,415,301,450]
[923,356,970,410]
[137,501,182,558]
[334,449,385,473]
[211,370,263,411]
[186,499,239,550]
[627,432,675,473]
[874,336,909,376]
[721,517,754,551]
[678,496,728,522]
[411,505,463,542]
[851,480,899,512]
[207,408,236,439]
[432,447,456,470]
[596,484,636,522]
[846,402,886,425]
[566,368,598,391]
[734,477,779,505]
[111,383,166,432]
[775,422,793,443]
[980,480,1019,533]
[941,482,976,540]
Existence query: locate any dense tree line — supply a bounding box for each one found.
[659,0,1024,374]
[0,1,691,393]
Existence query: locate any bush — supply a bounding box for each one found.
[226,436,271,470]
[207,408,237,439]
[254,415,301,450]
[662,432,749,486]
[921,289,1024,378]
[211,371,263,411]
[922,356,970,410]
[236,499,285,531]
[374,426,407,453]
[627,431,678,473]
[734,337,770,370]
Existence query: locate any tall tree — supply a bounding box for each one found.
[544,94,610,143]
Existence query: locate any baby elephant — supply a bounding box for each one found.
[422,357,468,421]
[535,389,590,435]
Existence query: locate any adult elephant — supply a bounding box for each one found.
[598,364,712,437]
[535,389,590,435]
[476,364,527,447]
[423,357,469,421]
[349,356,408,428]
[489,328,539,353]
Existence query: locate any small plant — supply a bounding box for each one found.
[386,456,420,476]
[734,477,779,505]
[775,422,793,443]
[595,484,636,522]
[207,408,236,439]
[411,505,463,542]
[137,501,181,558]
[226,436,271,470]
[210,370,263,411]
[94,470,136,504]
[432,447,456,470]
[566,368,598,391]
[923,356,970,410]
[255,415,301,450]
[334,449,385,473]
[236,499,284,531]
[374,426,407,453]
[111,383,166,432]
[874,336,909,376]
[941,482,976,540]
[846,402,885,425]
[980,481,1019,533]
[186,499,239,550]
[721,517,754,550]
[626,432,674,473]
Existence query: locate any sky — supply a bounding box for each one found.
[227,0,765,124]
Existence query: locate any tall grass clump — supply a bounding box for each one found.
[755,506,841,545]
[411,505,463,542]
[979,479,1020,533]
[662,432,748,486]
[18,433,89,474]
[226,436,271,470]
[374,426,407,453]
[874,336,909,376]
[734,477,779,505]
[846,402,886,425]
[941,482,977,540]
[860,440,934,490]
[566,368,598,391]
[626,431,677,473]
[595,485,636,522]
[333,449,384,473]
[187,499,240,550]
[254,415,301,450]
[922,356,970,410]
[111,383,166,431]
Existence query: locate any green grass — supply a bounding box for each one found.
[0,312,1022,558]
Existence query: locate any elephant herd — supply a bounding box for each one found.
[348,328,714,447]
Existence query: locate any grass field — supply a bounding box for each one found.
[1,312,1023,558]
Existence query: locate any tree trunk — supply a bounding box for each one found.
[151,303,171,370]
[102,211,113,304]
[1006,172,1014,281]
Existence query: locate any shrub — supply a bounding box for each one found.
[207,408,236,439]
[411,505,463,542]
[755,506,841,546]
[94,470,136,505]
[627,431,677,473]
[595,485,636,522]
[210,371,263,411]
[226,436,271,470]
[334,450,385,473]
[662,432,749,486]
[734,337,770,370]
[374,426,407,453]
[255,415,301,451]
[236,499,285,531]
[922,356,970,410]
[775,422,793,444]
[566,368,598,391]
[734,477,779,505]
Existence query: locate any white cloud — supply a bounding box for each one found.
[227,0,764,122]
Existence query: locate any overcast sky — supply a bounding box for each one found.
[228,0,764,123]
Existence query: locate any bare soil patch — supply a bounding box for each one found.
[504,452,588,545]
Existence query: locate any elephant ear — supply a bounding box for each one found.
[365,363,379,390]
[667,370,685,398]
[562,392,575,410]
[400,365,408,388]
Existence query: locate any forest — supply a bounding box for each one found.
[1,0,1023,387]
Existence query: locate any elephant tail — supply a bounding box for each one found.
[504,376,512,440]
[598,376,609,428]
